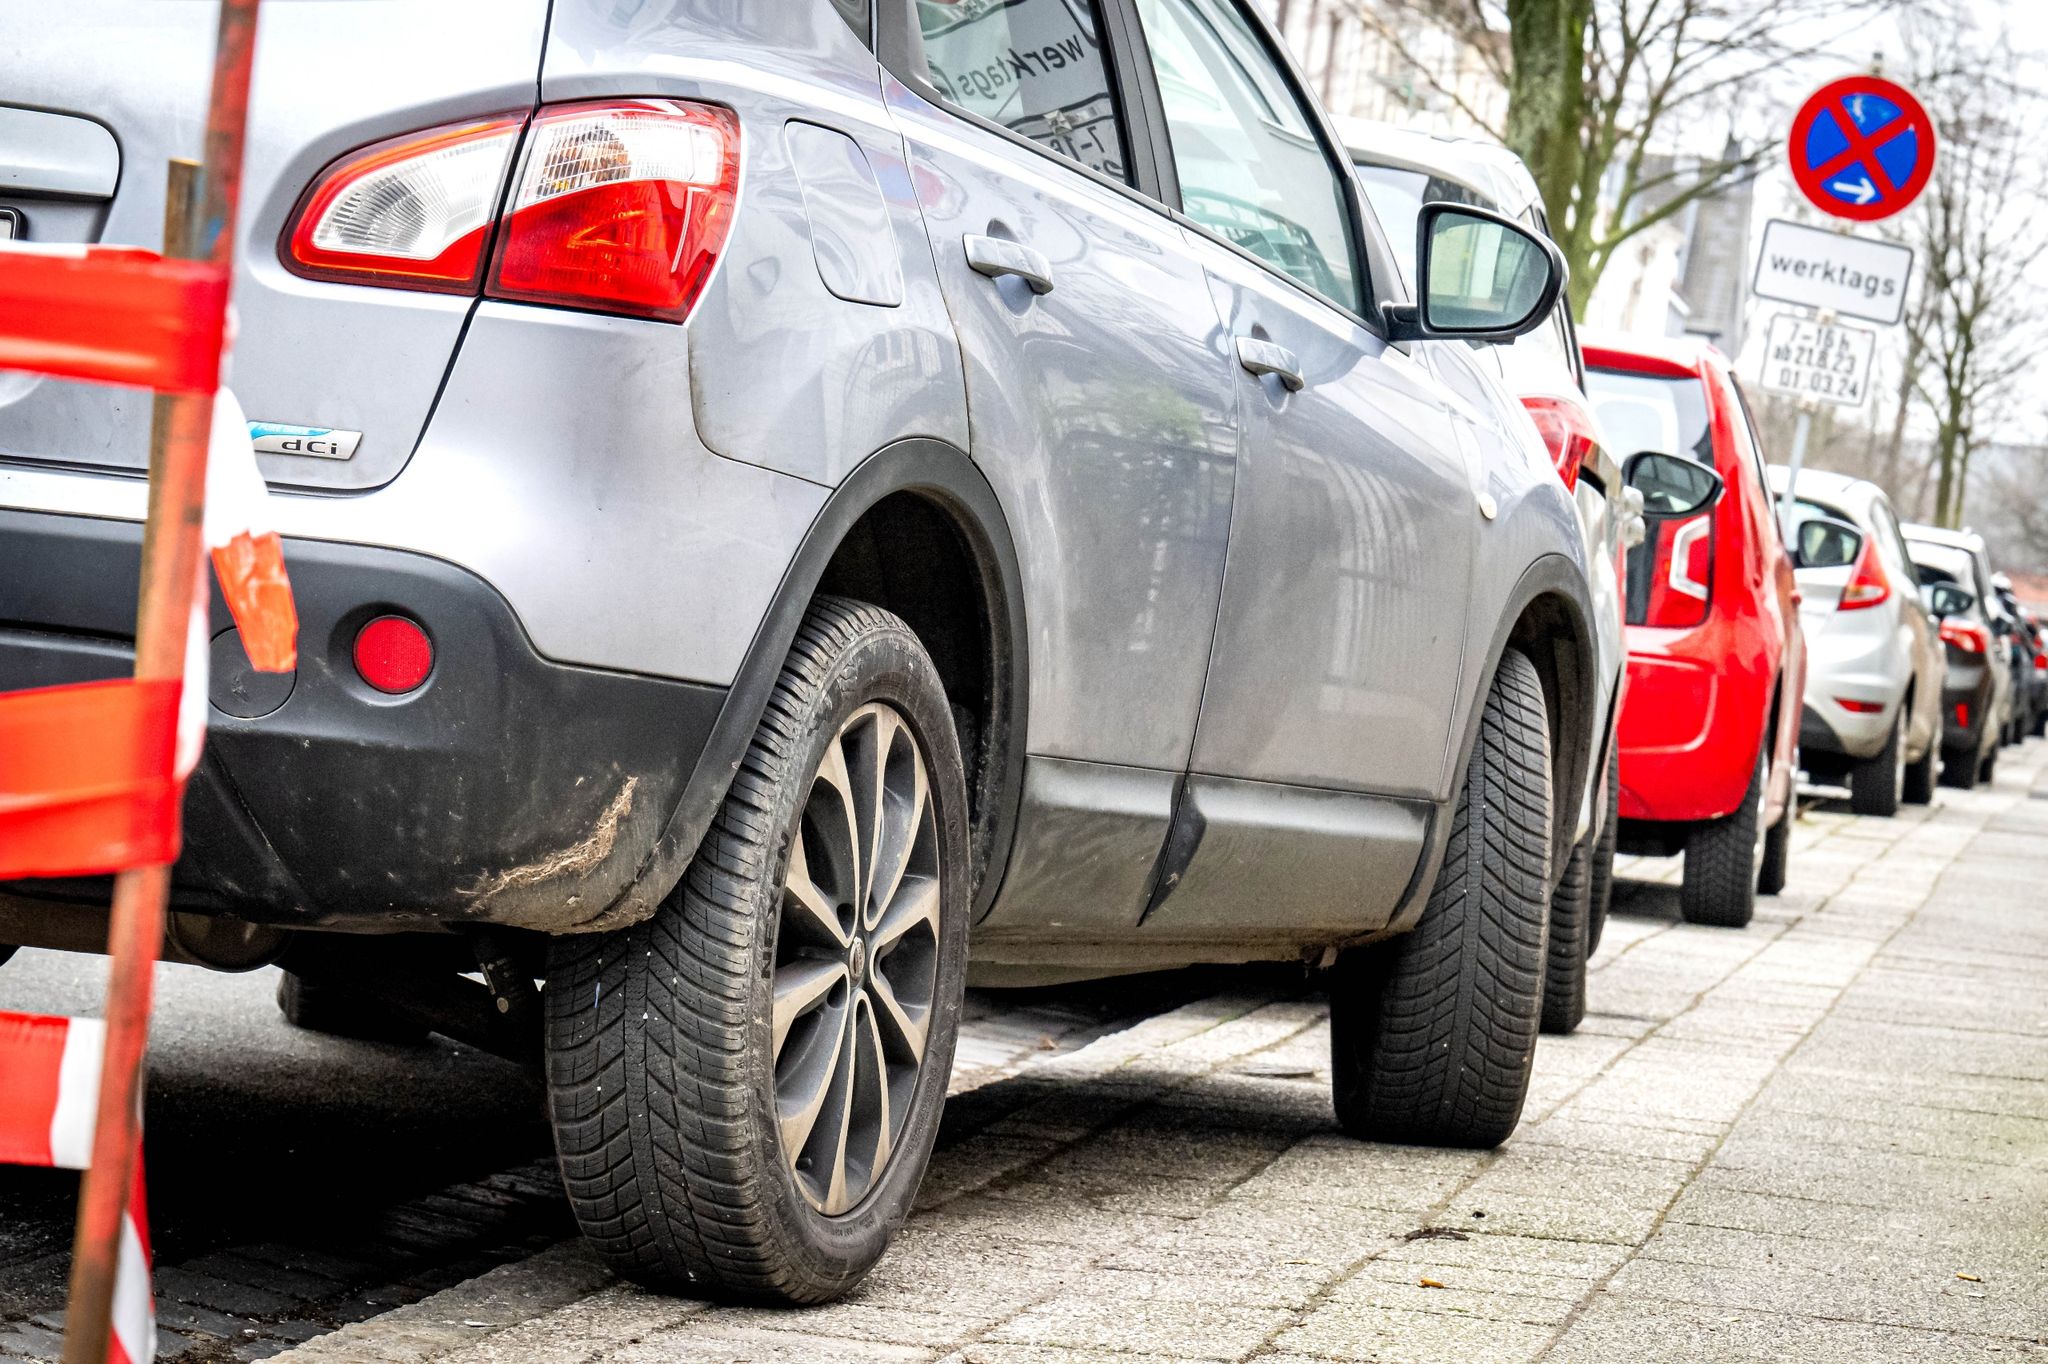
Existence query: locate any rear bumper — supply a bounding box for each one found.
[1616,625,1768,824]
[1,509,723,932]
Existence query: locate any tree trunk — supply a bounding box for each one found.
[1504,0,1591,294]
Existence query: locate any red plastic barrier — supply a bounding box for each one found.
[0,247,227,394]
[0,679,184,878]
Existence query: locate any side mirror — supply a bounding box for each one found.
[1384,203,1566,344]
[1791,516,1863,571]
[1993,616,2016,637]
[1622,451,1724,517]
[1923,582,1976,619]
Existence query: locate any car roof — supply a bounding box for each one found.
[1340,118,1541,219]
[1579,329,1727,377]
[1767,464,1877,510]
[1902,522,1987,553]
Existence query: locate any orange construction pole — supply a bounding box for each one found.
[60,3,261,1360]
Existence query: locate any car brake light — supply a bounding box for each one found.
[283,117,525,291]
[1941,619,1990,655]
[1835,697,1884,714]
[2035,653,2046,672]
[1837,539,1890,610]
[1627,510,1714,629]
[1955,702,1971,729]
[486,100,740,323]
[1520,395,1599,494]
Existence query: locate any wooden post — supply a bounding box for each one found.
[60,1,260,1357]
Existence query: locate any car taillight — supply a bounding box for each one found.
[282,100,740,324]
[486,100,740,323]
[1520,394,1599,493]
[1836,697,1884,714]
[1837,539,1890,611]
[1941,619,1990,655]
[1628,512,1714,628]
[2034,653,2046,672]
[283,117,525,291]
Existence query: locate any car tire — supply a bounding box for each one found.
[1756,797,1791,897]
[1847,709,1905,817]
[1980,742,1999,785]
[543,597,969,1305]
[1901,729,1938,805]
[1330,648,1551,1150]
[0,945,15,969]
[1679,747,1763,928]
[1586,744,1619,959]
[1939,743,1978,790]
[276,972,429,1045]
[1540,830,1590,1036]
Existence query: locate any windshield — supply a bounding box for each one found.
[1585,368,1714,465]
[1907,541,1975,592]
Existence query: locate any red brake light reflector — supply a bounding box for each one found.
[487,100,740,323]
[1836,540,1890,611]
[1940,619,1990,655]
[1835,697,1885,714]
[283,117,523,291]
[354,616,434,694]
[1520,394,1598,493]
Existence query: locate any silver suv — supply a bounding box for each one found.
[2,0,1600,1301]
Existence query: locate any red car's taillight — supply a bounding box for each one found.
[486,100,740,323]
[1837,539,1891,611]
[283,116,525,291]
[282,100,740,324]
[1631,512,1713,628]
[1941,619,1991,655]
[1520,394,1598,494]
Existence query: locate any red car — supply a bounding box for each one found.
[1583,334,1806,928]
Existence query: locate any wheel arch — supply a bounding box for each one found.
[1414,554,1599,925]
[599,438,1029,928]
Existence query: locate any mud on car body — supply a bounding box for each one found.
[1,0,1598,1302]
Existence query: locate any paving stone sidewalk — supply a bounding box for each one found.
[278,747,2048,1364]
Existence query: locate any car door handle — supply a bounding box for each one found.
[1235,337,1303,390]
[963,235,1054,294]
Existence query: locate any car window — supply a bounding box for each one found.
[1585,367,1713,465]
[1908,541,1978,609]
[1352,162,1492,292]
[1135,0,1361,312]
[913,0,1130,182]
[1726,378,1780,543]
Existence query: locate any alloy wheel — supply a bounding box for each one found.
[772,702,942,1216]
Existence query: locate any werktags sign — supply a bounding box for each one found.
[1751,218,1914,326]
[1759,313,1876,408]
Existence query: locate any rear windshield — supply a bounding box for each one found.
[1585,367,1713,465]
[1907,541,1974,589]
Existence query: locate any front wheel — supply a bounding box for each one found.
[1847,708,1904,817]
[544,598,969,1304]
[1680,747,1763,928]
[1331,648,1552,1149]
[1540,831,1590,1036]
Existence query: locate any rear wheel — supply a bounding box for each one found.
[1980,742,1999,785]
[544,598,969,1304]
[1330,648,1552,1149]
[1680,747,1763,928]
[1540,832,1590,1035]
[1847,708,1905,817]
[1757,797,1791,896]
[1586,745,1619,958]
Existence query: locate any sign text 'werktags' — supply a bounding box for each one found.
[1751,219,1913,326]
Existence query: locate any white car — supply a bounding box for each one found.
[1771,466,1945,813]
[1346,120,1633,1033]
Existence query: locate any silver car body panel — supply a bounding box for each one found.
[1770,465,1942,762]
[0,0,551,492]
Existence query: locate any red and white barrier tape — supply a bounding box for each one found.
[0,1012,156,1363]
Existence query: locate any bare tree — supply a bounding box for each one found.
[1348,0,1928,312]
[1883,14,2048,529]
